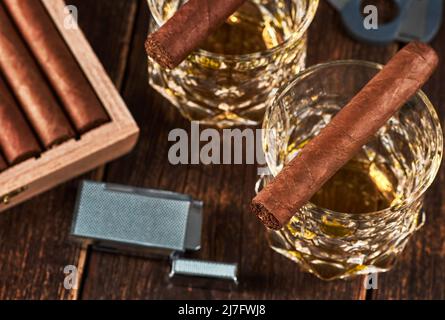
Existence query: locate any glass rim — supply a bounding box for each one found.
[264,59,444,220]
[147,0,319,61]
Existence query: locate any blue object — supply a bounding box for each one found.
[327,0,443,44]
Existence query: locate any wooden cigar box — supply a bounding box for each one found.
[0,0,140,212]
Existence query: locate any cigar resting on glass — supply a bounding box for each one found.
[0,5,74,148]
[145,0,247,69]
[252,42,439,230]
[0,75,41,165]
[0,153,7,172]
[3,0,109,133]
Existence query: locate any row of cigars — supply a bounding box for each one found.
[0,0,110,172]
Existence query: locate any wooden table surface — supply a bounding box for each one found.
[0,0,444,300]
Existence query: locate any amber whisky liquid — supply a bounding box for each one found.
[310,158,396,214]
[201,1,291,54]
[284,140,398,214]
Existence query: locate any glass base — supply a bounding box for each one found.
[269,230,402,281]
[256,175,426,281]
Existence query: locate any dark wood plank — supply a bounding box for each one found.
[0,0,137,300]
[80,1,399,300]
[372,13,445,300]
[69,0,139,89]
[307,2,399,65]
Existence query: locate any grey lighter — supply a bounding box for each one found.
[170,255,238,290]
[70,181,203,258]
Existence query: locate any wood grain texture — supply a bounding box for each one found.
[372,15,445,301]
[79,1,397,300]
[0,0,138,299]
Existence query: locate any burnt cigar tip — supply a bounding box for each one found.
[251,201,282,230]
[145,35,175,69]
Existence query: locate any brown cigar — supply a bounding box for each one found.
[0,153,7,172]
[252,42,439,230]
[0,5,74,148]
[3,0,109,133]
[0,75,41,165]
[145,0,246,69]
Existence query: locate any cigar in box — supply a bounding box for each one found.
[3,0,110,134]
[0,4,74,148]
[0,0,139,212]
[0,75,41,165]
[70,181,202,259]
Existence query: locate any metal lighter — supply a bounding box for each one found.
[70,181,203,258]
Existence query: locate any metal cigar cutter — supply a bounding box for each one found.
[327,0,443,44]
[70,181,203,258]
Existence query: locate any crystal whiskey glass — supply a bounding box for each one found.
[260,60,443,280]
[147,0,319,127]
